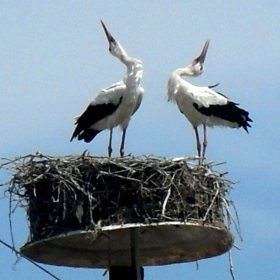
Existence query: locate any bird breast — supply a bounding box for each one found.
[124,61,143,90]
[92,89,140,131]
[113,91,139,127]
[174,91,206,127]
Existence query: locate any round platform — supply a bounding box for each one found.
[20,222,233,268]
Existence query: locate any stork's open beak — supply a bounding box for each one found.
[100,20,116,45]
[193,40,209,65]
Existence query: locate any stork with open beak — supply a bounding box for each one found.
[167,40,252,162]
[71,20,144,157]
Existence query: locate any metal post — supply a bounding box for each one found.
[109,228,144,280]
[131,228,141,280]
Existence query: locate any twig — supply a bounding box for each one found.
[162,187,171,217]
[222,197,242,240]
[203,188,219,222]
[0,238,62,280]
[9,191,15,251]
[228,250,236,280]
[233,244,241,250]
[231,201,242,241]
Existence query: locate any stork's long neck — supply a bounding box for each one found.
[123,58,143,90]
[118,51,130,65]
[112,41,143,89]
[174,66,195,77]
[171,67,195,88]
[167,66,195,101]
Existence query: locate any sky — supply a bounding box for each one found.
[0,1,280,279]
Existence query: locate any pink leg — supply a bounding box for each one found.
[120,129,127,158]
[202,124,208,161]
[108,129,113,157]
[194,127,201,163]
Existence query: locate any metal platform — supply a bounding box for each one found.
[20,222,233,268]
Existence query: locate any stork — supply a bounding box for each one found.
[167,40,252,162]
[71,20,144,157]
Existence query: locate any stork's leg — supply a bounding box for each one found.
[120,129,127,158]
[108,129,113,157]
[202,124,208,162]
[194,127,201,163]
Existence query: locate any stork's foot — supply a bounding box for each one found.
[120,148,124,158]
[108,146,113,158]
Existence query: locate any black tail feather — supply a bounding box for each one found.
[193,101,252,132]
[78,129,101,143]
[70,128,101,143]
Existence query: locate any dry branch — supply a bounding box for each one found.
[1,153,236,243]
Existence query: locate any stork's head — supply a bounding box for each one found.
[188,40,209,77]
[100,20,127,59]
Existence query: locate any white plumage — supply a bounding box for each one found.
[167,40,252,161]
[71,20,144,157]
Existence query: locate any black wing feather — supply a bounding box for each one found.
[193,101,252,132]
[71,97,122,142]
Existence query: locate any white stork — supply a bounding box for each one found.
[71,20,144,157]
[167,40,252,162]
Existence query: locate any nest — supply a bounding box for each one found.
[1,153,237,243]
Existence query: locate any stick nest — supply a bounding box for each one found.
[1,153,237,243]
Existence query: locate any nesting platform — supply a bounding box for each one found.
[3,153,235,268]
[20,222,232,268]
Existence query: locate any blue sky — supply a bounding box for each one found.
[1,1,280,279]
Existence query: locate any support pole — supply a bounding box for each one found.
[109,228,144,280]
[131,228,142,280]
[109,266,144,280]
